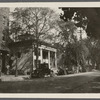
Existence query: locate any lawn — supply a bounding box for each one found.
[0,72,100,93]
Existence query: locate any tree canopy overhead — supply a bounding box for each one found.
[10,7,58,42]
[60,8,100,39]
[10,7,60,70]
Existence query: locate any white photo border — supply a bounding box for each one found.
[0,2,100,98]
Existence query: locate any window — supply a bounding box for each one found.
[43,50,48,59]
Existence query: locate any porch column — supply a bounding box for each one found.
[55,52,57,68]
[32,51,35,69]
[48,51,50,69]
[40,49,43,63]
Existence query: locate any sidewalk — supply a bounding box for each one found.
[0,75,30,81]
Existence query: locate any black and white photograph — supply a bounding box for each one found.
[0,2,100,96]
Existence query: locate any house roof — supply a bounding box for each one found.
[8,39,56,49]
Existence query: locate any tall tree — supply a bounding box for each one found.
[10,7,58,72]
[57,12,90,72]
[60,8,100,71]
[56,20,79,73]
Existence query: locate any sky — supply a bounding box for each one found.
[10,7,62,14]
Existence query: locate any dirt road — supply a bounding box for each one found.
[0,71,100,93]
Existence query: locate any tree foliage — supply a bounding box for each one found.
[10,8,58,42]
[60,8,100,39]
[57,8,92,72]
[10,7,59,70]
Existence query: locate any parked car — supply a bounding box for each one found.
[31,63,51,78]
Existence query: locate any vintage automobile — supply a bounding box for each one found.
[31,63,51,78]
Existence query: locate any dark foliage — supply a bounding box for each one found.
[60,8,100,39]
[31,63,51,78]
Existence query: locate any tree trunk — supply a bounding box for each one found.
[96,63,100,70]
[35,40,39,69]
[0,55,2,77]
[30,44,34,77]
[15,56,18,77]
[63,67,67,75]
[35,15,39,69]
[81,53,87,72]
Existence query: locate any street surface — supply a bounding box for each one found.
[0,71,100,93]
